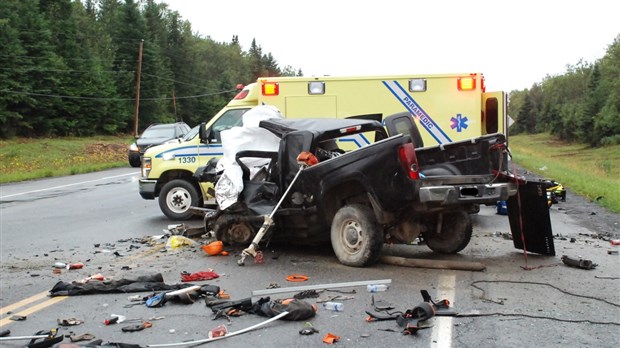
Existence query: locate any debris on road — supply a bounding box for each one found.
[380,255,486,271]
[180,270,219,282]
[68,332,95,342]
[201,241,223,256]
[49,273,194,296]
[286,274,309,282]
[322,332,340,344]
[561,255,598,270]
[207,324,228,338]
[121,321,152,332]
[299,323,319,335]
[166,235,199,251]
[0,328,62,345]
[66,262,84,270]
[57,317,83,326]
[251,279,392,297]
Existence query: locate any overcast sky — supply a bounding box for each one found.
[160,0,619,92]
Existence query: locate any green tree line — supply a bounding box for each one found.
[509,34,620,147]
[0,0,300,138]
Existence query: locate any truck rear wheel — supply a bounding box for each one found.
[424,210,472,254]
[159,179,199,220]
[331,204,383,267]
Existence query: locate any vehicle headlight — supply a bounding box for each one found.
[162,152,176,161]
[142,157,151,177]
[129,143,139,151]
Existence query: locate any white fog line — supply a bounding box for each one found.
[430,274,455,348]
[1,172,139,198]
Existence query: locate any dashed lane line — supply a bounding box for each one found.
[430,274,456,348]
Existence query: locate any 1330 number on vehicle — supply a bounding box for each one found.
[177,157,196,164]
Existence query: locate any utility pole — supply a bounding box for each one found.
[133,39,144,137]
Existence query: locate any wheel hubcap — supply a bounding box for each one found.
[226,223,253,244]
[342,220,363,252]
[167,188,190,214]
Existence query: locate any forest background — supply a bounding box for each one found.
[0,0,300,138]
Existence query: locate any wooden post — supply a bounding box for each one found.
[379,255,486,271]
[133,40,144,137]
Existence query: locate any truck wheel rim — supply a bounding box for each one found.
[167,187,191,214]
[342,220,363,252]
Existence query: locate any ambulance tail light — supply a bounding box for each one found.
[457,76,476,91]
[398,143,420,180]
[261,82,279,96]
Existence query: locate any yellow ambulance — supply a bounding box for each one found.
[139,73,507,220]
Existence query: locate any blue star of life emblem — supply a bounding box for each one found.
[450,114,468,132]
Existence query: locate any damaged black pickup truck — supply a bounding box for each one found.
[197,113,517,267]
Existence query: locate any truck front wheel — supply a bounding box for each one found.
[424,210,472,254]
[331,204,383,267]
[159,179,199,220]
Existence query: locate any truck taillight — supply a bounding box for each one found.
[339,125,362,134]
[398,143,419,180]
[261,82,279,96]
[457,76,476,91]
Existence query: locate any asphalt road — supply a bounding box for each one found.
[0,168,619,347]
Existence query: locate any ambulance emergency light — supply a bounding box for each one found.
[261,82,279,96]
[457,76,476,91]
[409,79,427,92]
[308,81,325,95]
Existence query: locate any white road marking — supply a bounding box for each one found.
[430,274,455,348]
[1,172,139,198]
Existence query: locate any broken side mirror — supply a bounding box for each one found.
[199,122,210,144]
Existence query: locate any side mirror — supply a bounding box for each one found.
[199,122,210,144]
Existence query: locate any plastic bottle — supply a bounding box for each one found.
[66,262,84,270]
[366,284,389,293]
[322,302,344,311]
[53,262,66,269]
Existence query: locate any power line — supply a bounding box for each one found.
[0,88,237,101]
[0,67,212,90]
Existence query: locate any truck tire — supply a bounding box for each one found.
[159,179,199,220]
[128,155,141,168]
[424,210,472,254]
[331,204,383,267]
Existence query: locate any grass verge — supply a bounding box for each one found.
[509,133,620,213]
[0,136,132,184]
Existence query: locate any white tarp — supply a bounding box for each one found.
[215,105,283,210]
